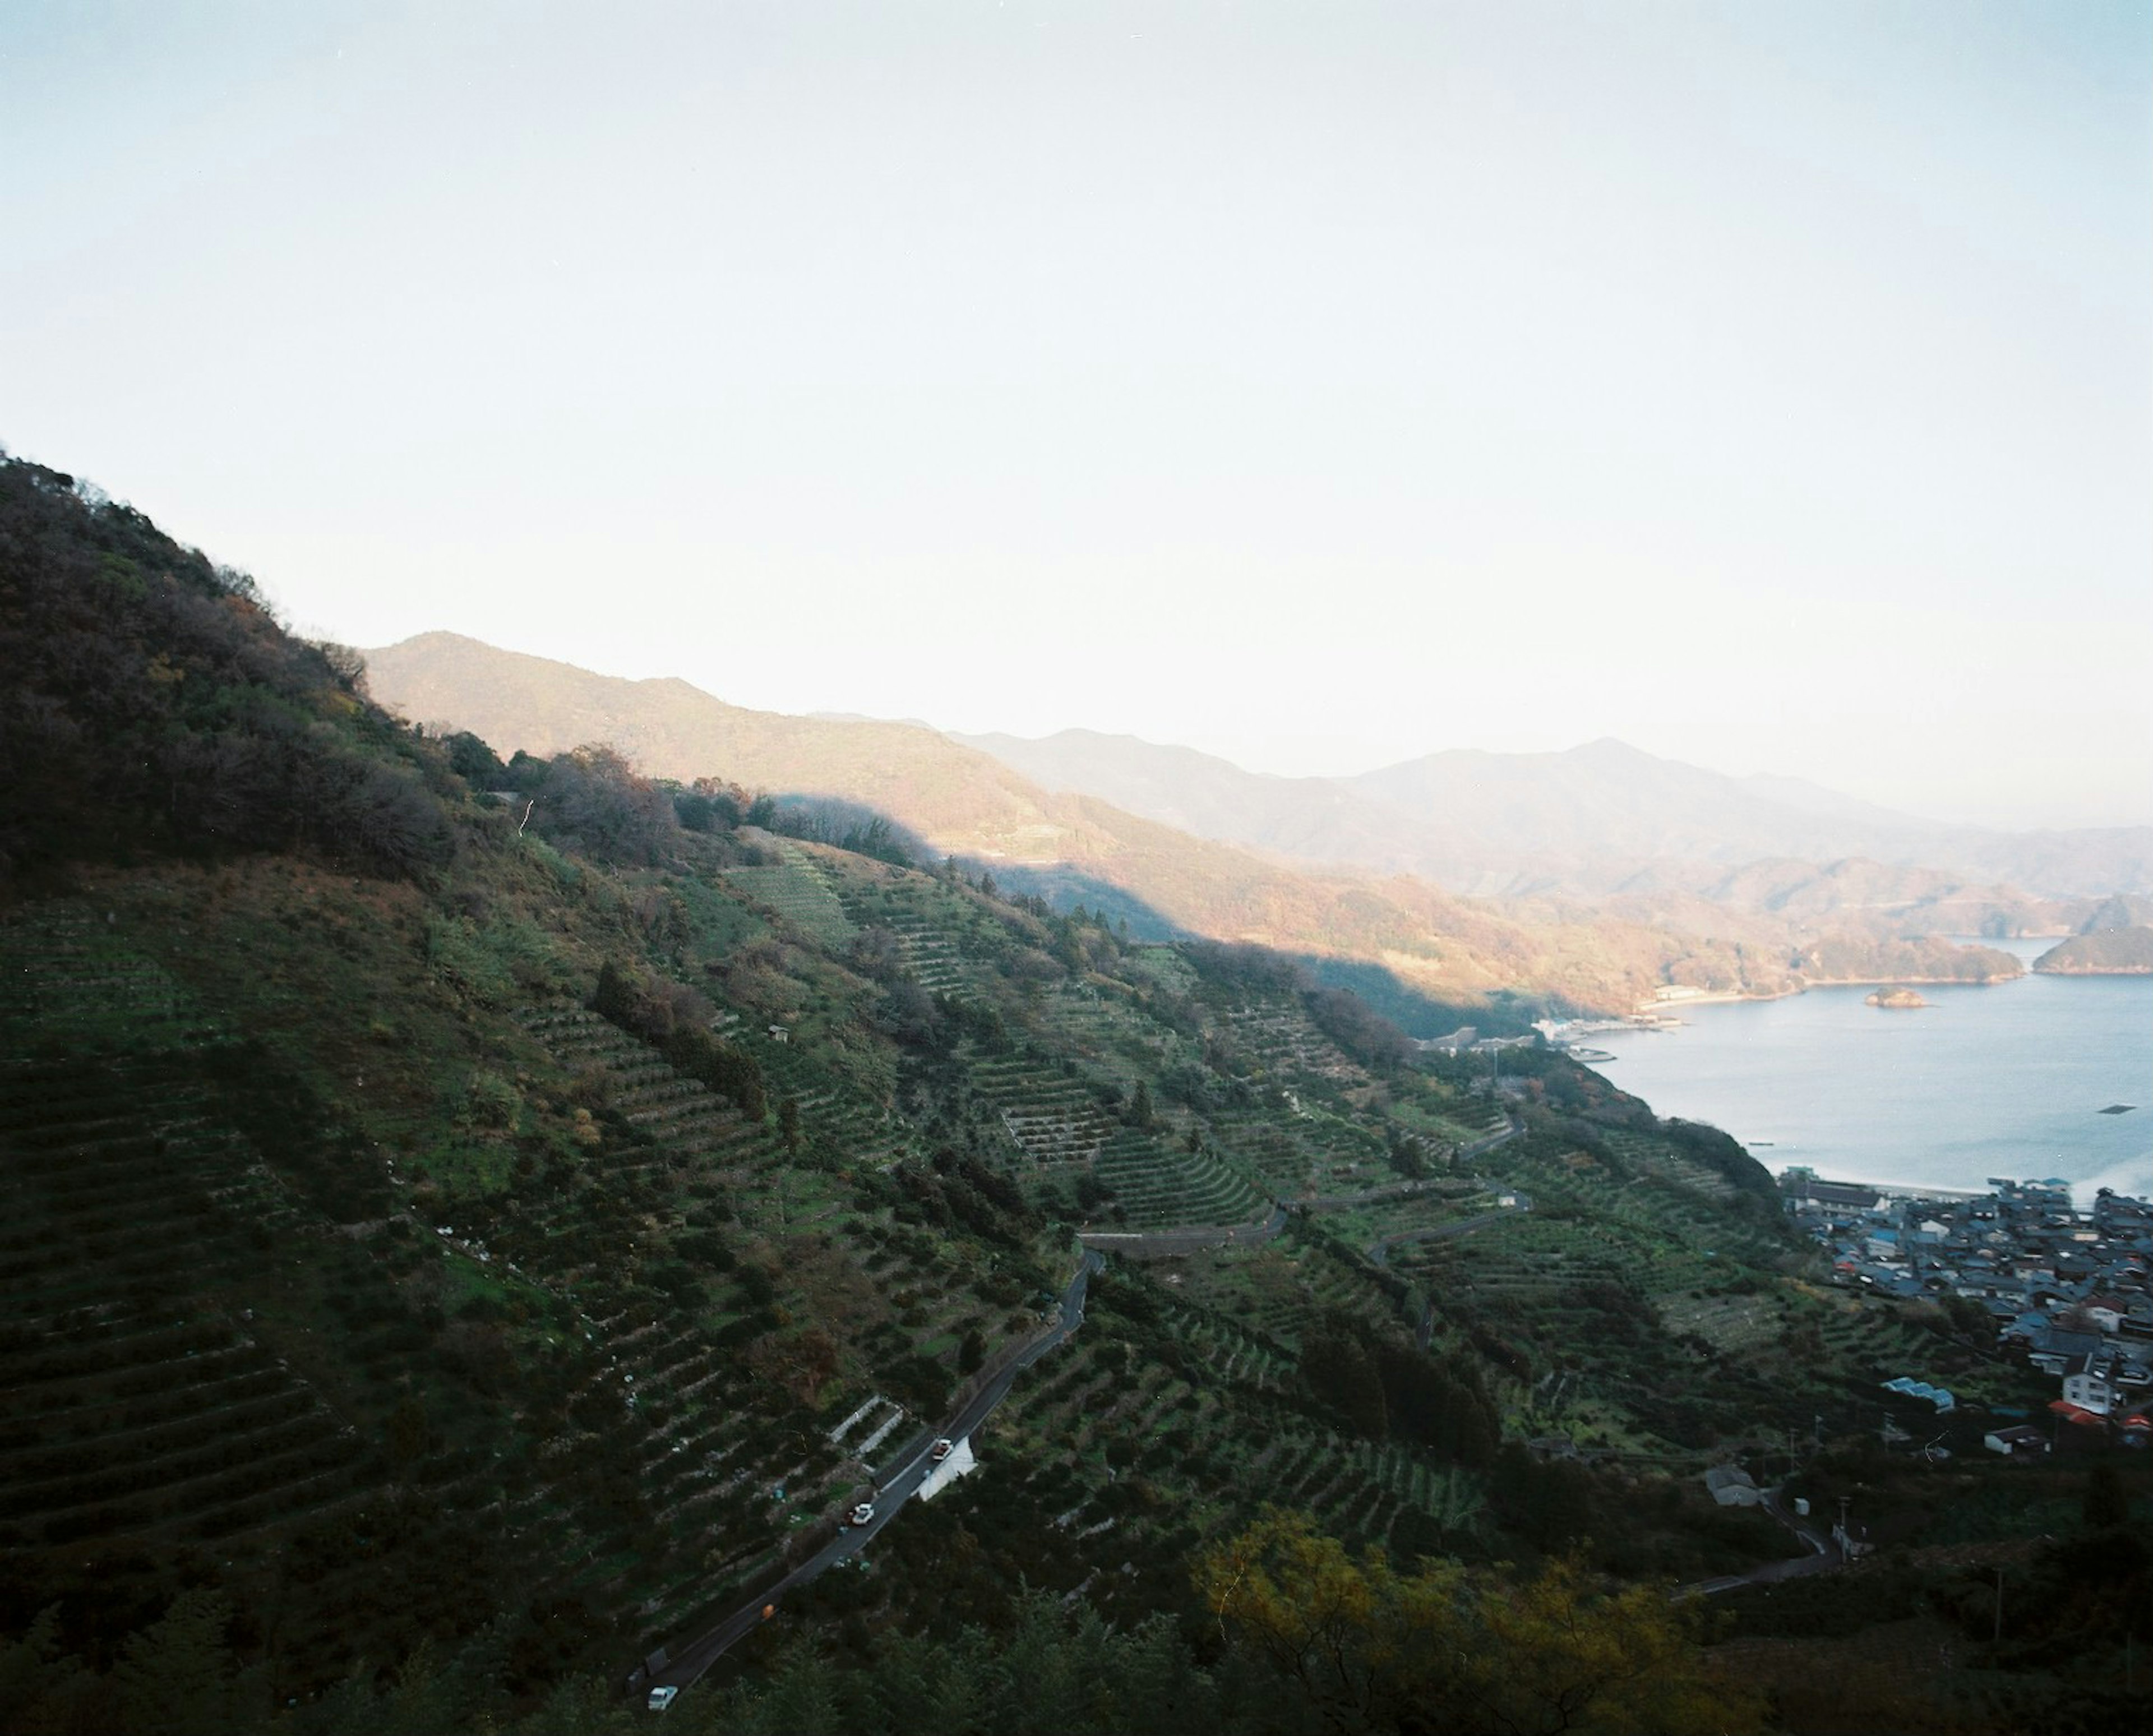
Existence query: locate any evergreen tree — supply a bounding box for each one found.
[592,959,632,1023]
[0,1605,87,1731]
[109,1588,251,1736]
[1128,1079,1154,1129]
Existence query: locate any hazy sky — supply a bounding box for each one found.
[7,1,2149,829]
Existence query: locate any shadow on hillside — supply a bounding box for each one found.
[1289,954,1540,1041]
[756,792,1537,1044]
[760,793,936,868]
[963,860,1184,942]
[957,858,1533,1040]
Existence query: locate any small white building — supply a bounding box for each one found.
[2062,1372,2115,1416]
[1704,1465,1760,1507]
[1984,1424,2049,1457]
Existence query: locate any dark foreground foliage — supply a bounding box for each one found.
[1,455,451,885]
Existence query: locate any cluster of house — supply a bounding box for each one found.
[1782,1170,2153,1455]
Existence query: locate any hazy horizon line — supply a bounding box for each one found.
[361,628,2151,838]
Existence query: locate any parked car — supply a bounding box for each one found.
[848,1502,876,1527]
[647,1685,678,1712]
[929,1437,954,1462]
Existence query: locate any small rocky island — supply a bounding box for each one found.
[1865,985,1927,1009]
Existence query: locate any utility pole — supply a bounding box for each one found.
[1992,1566,2004,1651]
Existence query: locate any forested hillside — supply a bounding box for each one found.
[4,455,2145,1734]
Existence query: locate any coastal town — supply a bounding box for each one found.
[1782,1169,2153,1453]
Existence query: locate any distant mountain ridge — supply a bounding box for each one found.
[361,634,2057,1017]
[955,728,2152,903]
[364,634,1669,1012]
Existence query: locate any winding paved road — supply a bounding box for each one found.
[1458,1111,1523,1161]
[636,1249,1105,1703]
[1677,1489,1842,1598]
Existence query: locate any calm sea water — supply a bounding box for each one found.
[1584,938,2153,1203]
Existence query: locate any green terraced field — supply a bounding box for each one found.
[722,843,858,947]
